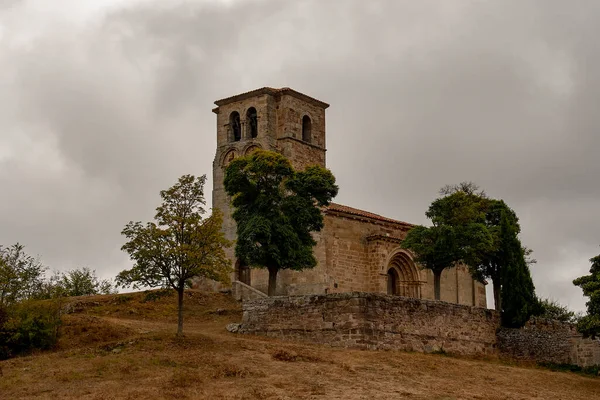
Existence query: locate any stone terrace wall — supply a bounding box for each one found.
[572,335,600,367]
[238,293,600,366]
[497,319,574,364]
[239,292,500,356]
[498,318,600,367]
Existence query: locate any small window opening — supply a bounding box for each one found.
[230,111,241,142]
[387,268,399,295]
[246,107,258,139]
[302,115,312,143]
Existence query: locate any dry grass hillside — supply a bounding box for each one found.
[1,290,599,400]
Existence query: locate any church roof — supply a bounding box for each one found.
[213,87,330,109]
[325,203,414,227]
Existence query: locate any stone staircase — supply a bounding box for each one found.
[231,280,268,301]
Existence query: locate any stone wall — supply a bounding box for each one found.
[239,292,499,355]
[572,335,600,367]
[238,293,600,367]
[497,319,574,364]
[498,318,600,367]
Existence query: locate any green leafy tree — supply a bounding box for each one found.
[58,267,116,297]
[223,150,338,296]
[0,244,47,307]
[116,174,232,336]
[573,251,600,337]
[476,199,520,311]
[437,183,537,312]
[498,210,539,328]
[401,187,494,300]
[0,245,62,360]
[538,298,579,324]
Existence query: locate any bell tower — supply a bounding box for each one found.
[211,87,330,284]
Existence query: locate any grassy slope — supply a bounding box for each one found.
[1,290,599,400]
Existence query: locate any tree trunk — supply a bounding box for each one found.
[493,280,502,311]
[268,267,278,296]
[433,270,442,301]
[177,287,184,336]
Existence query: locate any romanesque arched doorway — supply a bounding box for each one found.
[387,250,421,298]
[236,260,251,285]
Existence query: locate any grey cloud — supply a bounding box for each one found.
[1,0,598,311]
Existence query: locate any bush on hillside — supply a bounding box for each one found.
[0,300,62,360]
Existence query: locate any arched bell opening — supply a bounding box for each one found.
[246,107,258,139]
[230,111,241,142]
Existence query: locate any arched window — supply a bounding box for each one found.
[246,107,258,139]
[302,115,312,143]
[230,111,241,142]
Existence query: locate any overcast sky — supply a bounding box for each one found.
[1,0,598,311]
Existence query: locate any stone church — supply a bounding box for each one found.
[208,87,487,308]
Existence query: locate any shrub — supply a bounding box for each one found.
[0,299,62,360]
[113,295,134,305]
[143,289,173,303]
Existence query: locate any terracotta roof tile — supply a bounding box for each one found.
[325,203,414,227]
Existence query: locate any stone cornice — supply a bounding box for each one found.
[365,234,406,244]
[276,136,326,151]
[213,87,330,110]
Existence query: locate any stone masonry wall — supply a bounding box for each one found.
[238,293,600,367]
[497,318,600,367]
[572,335,600,367]
[239,292,500,355]
[497,318,574,364]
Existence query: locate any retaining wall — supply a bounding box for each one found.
[239,292,499,355]
[238,292,600,367]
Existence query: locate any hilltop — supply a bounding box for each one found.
[1,290,598,399]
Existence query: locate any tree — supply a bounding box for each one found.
[435,183,537,312]
[475,199,519,311]
[0,244,62,360]
[57,267,116,297]
[498,210,539,328]
[0,244,47,308]
[116,174,232,336]
[223,150,338,296]
[401,187,494,300]
[573,250,600,337]
[401,225,460,300]
[538,298,579,324]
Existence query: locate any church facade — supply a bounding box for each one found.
[208,87,487,307]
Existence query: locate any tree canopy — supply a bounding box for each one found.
[573,250,600,337]
[537,298,579,324]
[497,209,539,327]
[223,150,338,296]
[402,181,539,325]
[401,185,494,300]
[0,243,46,308]
[117,174,231,336]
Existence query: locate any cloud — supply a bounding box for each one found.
[1,0,598,311]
